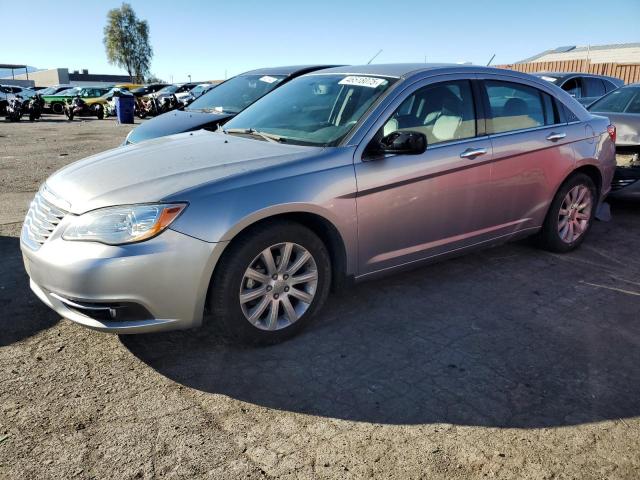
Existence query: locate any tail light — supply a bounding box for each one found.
[607,124,616,143]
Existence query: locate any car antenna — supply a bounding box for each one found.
[486,54,496,66]
[367,49,383,65]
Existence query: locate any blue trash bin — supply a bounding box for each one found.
[115,96,135,124]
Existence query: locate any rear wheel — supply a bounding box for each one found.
[209,221,331,345]
[538,173,597,253]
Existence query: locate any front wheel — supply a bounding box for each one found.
[209,221,331,345]
[538,173,597,253]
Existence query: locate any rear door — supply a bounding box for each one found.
[478,76,579,233]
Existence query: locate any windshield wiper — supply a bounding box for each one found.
[224,128,286,143]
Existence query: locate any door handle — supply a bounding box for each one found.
[546,132,567,142]
[459,147,487,159]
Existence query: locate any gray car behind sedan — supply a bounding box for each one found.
[588,83,640,197]
[21,64,616,344]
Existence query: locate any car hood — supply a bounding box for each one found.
[590,111,640,146]
[127,109,233,144]
[45,130,315,214]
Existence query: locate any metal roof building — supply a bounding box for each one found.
[517,43,640,64]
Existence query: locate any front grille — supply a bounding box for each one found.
[22,190,68,250]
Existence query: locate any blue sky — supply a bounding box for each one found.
[3,0,639,82]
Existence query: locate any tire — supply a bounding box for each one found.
[538,173,597,253]
[209,221,332,345]
[96,107,104,120]
[51,102,64,114]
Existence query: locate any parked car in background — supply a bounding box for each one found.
[35,85,74,97]
[1,85,37,114]
[129,83,168,97]
[21,64,615,344]
[125,65,338,144]
[42,86,112,114]
[534,72,623,106]
[181,83,217,105]
[588,83,640,198]
[152,82,198,103]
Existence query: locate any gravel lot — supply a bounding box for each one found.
[1,115,639,479]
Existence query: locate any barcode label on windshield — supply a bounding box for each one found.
[339,76,387,88]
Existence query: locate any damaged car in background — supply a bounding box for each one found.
[589,83,640,198]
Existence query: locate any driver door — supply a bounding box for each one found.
[354,77,496,276]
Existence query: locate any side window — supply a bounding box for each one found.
[603,80,618,93]
[381,80,476,146]
[484,80,550,134]
[583,78,606,98]
[561,78,582,98]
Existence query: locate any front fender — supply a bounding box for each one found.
[167,151,359,276]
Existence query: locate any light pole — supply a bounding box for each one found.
[188,74,192,83]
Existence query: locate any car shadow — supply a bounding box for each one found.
[0,236,59,346]
[123,204,640,427]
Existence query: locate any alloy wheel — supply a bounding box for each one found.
[239,242,318,331]
[557,184,592,243]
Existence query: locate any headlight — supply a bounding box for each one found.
[62,203,186,245]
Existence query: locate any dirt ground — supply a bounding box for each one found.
[1,115,639,480]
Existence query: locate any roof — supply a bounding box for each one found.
[518,43,640,64]
[531,72,623,82]
[306,63,500,79]
[0,64,27,69]
[240,65,341,77]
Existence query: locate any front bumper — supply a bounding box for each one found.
[21,227,224,334]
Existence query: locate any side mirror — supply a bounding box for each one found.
[370,130,427,157]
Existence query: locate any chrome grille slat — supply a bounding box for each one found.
[22,190,68,251]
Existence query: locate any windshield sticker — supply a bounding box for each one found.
[259,75,279,84]
[339,76,388,88]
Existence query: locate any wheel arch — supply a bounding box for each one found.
[205,208,352,318]
[572,164,603,198]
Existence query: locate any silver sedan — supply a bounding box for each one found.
[21,64,616,344]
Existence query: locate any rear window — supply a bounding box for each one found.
[588,87,640,113]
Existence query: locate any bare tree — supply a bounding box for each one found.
[103,3,153,82]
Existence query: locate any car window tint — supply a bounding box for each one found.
[603,80,618,93]
[561,78,581,98]
[583,78,606,97]
[626,91,640,114]
[541,92,560,125]
[485,81,546,134]
[381,80,476,145]
[589,87,637,113]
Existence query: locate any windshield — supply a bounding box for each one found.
[190,84,213,97]
[589,87,640,113]
[38,86,63,95]
[223,74,395,146]
[187,74,286,114]
[54,87,79,96]
[156,84,180,95]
